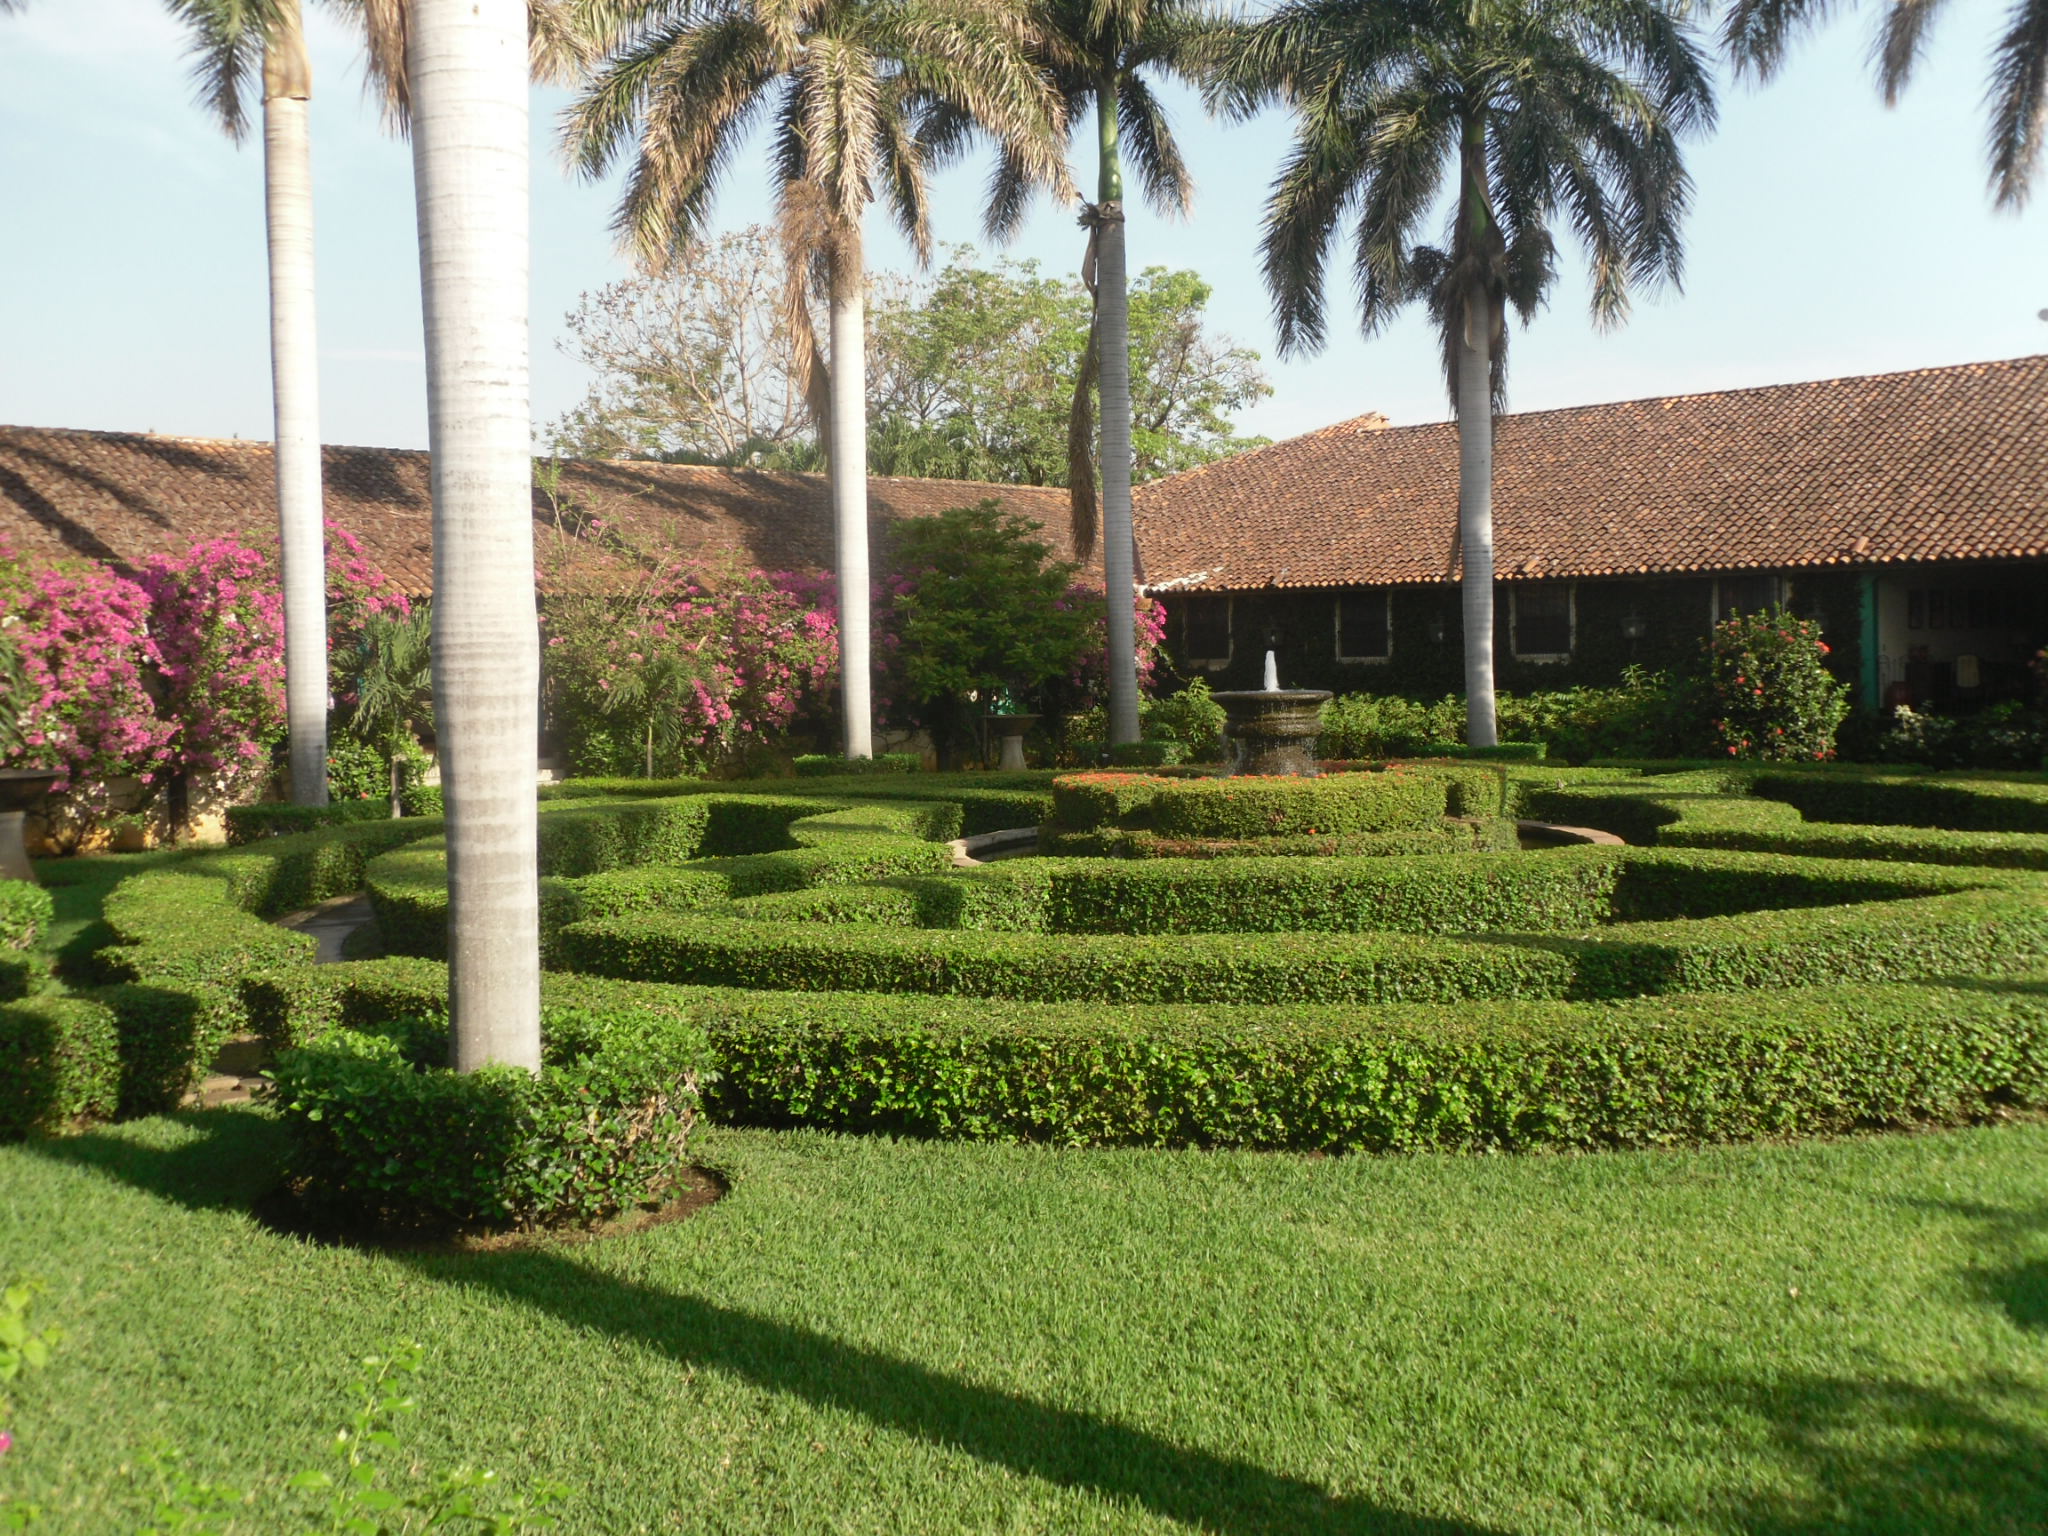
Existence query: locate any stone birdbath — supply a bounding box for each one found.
[987,714,1039,772]
[0,769,62,884]
[1210,651,1332,777]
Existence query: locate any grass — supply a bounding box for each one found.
[4,1111,2047,1534]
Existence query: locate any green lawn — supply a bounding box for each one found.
[4,1110,2046,1534]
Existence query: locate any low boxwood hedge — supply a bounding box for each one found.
[260,958,2048,1153]
[0,878,50,1001]
[555,858,2047,1007]
[270,1003,712,1229]
[225,799,394,844]
[1,879,55,951]
[0,993,120,1138]
[366,797,963,961]
[794,752,921,776]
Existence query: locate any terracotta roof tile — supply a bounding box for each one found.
[1132,354,2048,589]
[0,427,1093,593]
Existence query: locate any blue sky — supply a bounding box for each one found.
[0,0,2041,452]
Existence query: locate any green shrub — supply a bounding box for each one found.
[695,977,2048,1150]
[794,752,921,776]
[1108,739,1188,767]
[555,849,2044,1006]
[1148,771,1448,839]
[1318,694,1465,758]
[0,994,120,1138]
[0,879,53,952]
[225,799,393,844]
[1751,772,2048,834]
[1702,607,1851,761]
[276,961,2048,1153]
[1412,740,1548,762]
[271,1004,711,1229]
[98,980,243,1115]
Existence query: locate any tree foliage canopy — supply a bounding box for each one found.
[547,231,1269,481]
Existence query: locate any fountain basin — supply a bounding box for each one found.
[1209,690,1333,777]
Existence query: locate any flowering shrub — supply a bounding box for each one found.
[542,560,838,777]
[1703,607,1849,761]
[139,538,287,803]
[0,534,174,817]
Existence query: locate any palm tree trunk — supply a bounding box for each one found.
[828,234,874,760]
[1095,83,1140,747]
[262,1,328,807]
[408,0,540,1072]
[1455,285,1498,748]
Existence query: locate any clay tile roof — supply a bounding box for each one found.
[0,427,1094,593]
[1132,353,2048,590]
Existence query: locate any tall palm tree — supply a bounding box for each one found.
[407,0,542,1072]
[1725,0,2047,206]
[1214,0,1714,746]
[566,0,1071,760]
[930,0,1223,747]
[165,0,329,807]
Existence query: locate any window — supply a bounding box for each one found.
[1712,572,1785,622]
[1909,586,2021,631]
[1335,590,1391,661]
[1511,584,1574,660]
[1181,594,1231,664]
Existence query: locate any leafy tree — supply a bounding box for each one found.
[548,226,823,466]
[880,500,1096,764]
[1214,0,1714,747]
[866,253,1268,484]
[1725,0,2048,206]
[928,0,1230,748]
[567,0,1070,761]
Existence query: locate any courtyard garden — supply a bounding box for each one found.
[6,750,2048,1532]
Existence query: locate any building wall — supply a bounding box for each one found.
[1158,570,1882,701]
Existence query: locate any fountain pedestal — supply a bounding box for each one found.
[987,714,1038,772]
[0,770,61,884]
[1209,690,1333,776]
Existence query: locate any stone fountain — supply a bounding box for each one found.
[0,768,61,883]
[1210,652,1332,776]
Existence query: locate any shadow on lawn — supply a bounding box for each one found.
[26,1112,1511,1536]
[1670,1371,2048,1536]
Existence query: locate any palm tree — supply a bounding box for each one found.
[348,604,435,815]
[1214,0,1714,746]
[406,0,542,1072]
[566,0,1071,760]
[164,0,330,807]
[1725,0,2047,206]
[929,0,1223,748]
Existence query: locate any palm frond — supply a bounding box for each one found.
[165,0,285,141]
[1722,0,1838,79]
[1988,0,2048,204]
[1117,71,1192,215]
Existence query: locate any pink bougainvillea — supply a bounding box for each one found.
[0,531,174,796]
[542,559,840,775]
[140,537,287,799]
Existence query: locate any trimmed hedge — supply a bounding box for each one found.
[90,816,443,1101]
[1150,773,1448,839]
[794,752,921,776]
[1751,772,2048,833]
[1,879,55,950]
[225,799,393,844]
[555,855,2046,1006]
[367,797,964,961]
[261,959,2048,1153]
[0,879,51,1001]
[0,994,120,1138]
[271,1003,712,1229]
